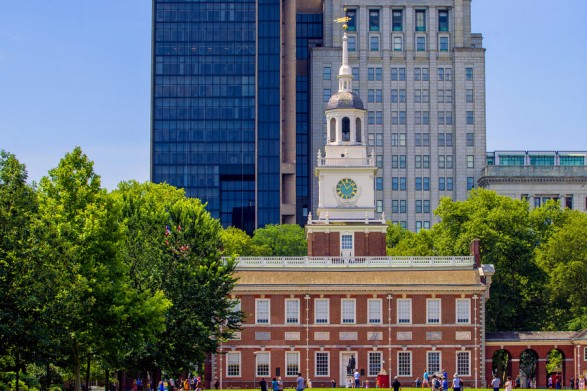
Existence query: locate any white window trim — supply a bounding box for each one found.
[285,298,300,324]
[427,351,442,374]
[256,352,271,377]
[226,351,241,377]
[456,351,471,376]
[315,351,330,377]
[315,298,330,324]
[368,298,383,324]
[255,298,271,324]
[415,34,426,51]
[456,298,471,324]
[397,351,412,377]
[584,347,587,361]
[286,351,301,377]
[392,33,403,51]
[438,34,450,51]
[369,34,380,51]
[397,298,412,324]
[368,351,383,377]
[341,298,356,324]
[426,298,441,324]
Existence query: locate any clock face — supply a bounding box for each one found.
[336,178,358,200]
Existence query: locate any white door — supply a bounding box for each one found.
[340,233,354,259]
[340,352,357,387]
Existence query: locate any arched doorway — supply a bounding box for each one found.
[546,349,565,389]
[519,349,538,388]
[492,349,512,384]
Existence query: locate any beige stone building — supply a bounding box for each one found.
[480,151,587,211]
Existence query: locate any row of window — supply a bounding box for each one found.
[388,177,475,192]
[355,34,451,53]
[360,111,474,125]
[252,298,471,325]
[226,350,472,378]
[323,67,473,82]
[366,132,474,148]
[345,8,450,34]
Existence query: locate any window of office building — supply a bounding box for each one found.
[400,199,407,213]
[369,10,380,31]
[437,68,444,81]
[323,89,331,102]
[438,155,445,169]
[467,133,474,146]
[466,89,474,103]
[530,155,555,166]
[438,177,445,191]
[416,36,426,51]
[370,35,380,51]
[323,67,331,80]
[391,67,406,81]
[393,10,403,31]
[467,155,474,168]
[467,177,474,190]
[393,36,403,51]
[466,67,473,80]
[560,155,585,166]
[439,36,449,51]
[438,10,449,31]
[286,352,300,376]
[466,111,474,125]
[369,352,383,376]
[376,177,383,191]
[376,155,383,168]
[376,200,383,213]
[348,35,356,51]
[352,67,359,80]
[346,9,357,31]
[446,177,453,191]
[415,10,426,31]
[315,298,329,324]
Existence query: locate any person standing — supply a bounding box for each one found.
[492,375,501,391]
[272,377,278,391]
[260,378,267,391]
[296,373,305,391]
[452,374,462,391]
[392,376,401,391]
[505,377,513,391]
[441,376,448,391]
[354,370,360,388]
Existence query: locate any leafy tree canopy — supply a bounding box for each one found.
[251,224,307,256]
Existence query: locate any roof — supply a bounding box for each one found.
[326,91,364,111]
[486,331,579,342]
[234,269,483,293]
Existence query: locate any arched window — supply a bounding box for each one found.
[342,117,350,142]
[356,118,362,142]
[329,118,336,142]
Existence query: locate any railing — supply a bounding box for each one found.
[227,256,474,269]
[317,157,374,167]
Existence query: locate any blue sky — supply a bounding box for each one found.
[1,0,586,190]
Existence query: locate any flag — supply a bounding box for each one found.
[165,225,171,236]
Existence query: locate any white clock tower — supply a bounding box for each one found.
[306,26,387,258]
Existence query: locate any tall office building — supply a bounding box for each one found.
[151,0,486,233]
[311,0,486,232]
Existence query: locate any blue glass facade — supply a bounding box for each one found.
[295,13,323,225]
[151,0,281,233]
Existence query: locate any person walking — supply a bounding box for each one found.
[505,377,513,391]
[422,371,429,388]
[296,373,305,391]
[452,374,462,391]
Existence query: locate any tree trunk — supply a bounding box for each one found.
[105,369,109,391]
[15,349,20,391]
[85,354,91,391]
[74,339,82,391]
[46,360,51,391]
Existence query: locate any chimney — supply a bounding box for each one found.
[469,239,481,268]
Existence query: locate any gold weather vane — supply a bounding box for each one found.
[334,16,351,30]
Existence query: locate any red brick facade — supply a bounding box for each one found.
[307,231,386,257]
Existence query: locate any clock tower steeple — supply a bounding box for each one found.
[306,25,387,258]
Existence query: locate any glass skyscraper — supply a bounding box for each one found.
[151,0,284,233]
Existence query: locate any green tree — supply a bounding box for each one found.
[0,151,41,391]
[251,224,307,256]
[221,226,271,257]
[429,189,547,331]
[113,181,243,376]
[386,222,435,256]
[535,210,587,329]
[35,148,169,391]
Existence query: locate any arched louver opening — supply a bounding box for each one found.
[342,117,350,142]
[356,118,362,143]
[329,118,336,142]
